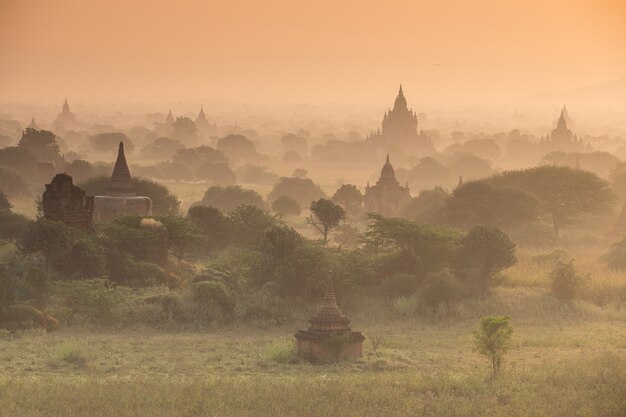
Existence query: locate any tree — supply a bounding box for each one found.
[236,164,278,185]
[172,116,198,143]
[549,261,585,300]
[65,159,94,183]
[141,137,183,160]
[172,146,227,169]
[157,215,206,266]
[0,166,30,198]
[473,316,513,378]
[0,146,39,176]
[17,128,62,163]
[79,176,180,214]
[490,166,615,239]
[217,134,258,162]
[198,185,267,211]
[402,187,449,222]
[331,184,363,216]
[187,205,232,252]
[89,132,133,153]
[0,189,11,211]
[194,162,236,185]
[307,199,346,244]
[457,226,516,293]
[281,133,308,155]
[443,181,539,229]
[152,162,195,181]
[268,177,326,208]
[271,195,301,216]
[228,205,280,247]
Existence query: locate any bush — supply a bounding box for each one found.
[191,281,235,323]
[271,195,301,216]
[417,269,463,308]
[52,279,130,323]
[238,289,293,324]
[392,295,417,318]
[549,261,585,300]
[56,344,87,368]
[473,315,513,377]
[143,293,185,322]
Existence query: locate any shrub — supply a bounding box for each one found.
[52,279,129,323]
[56,344,87,368]
[473,315,513,378]
[238,289,293,324]
[392,295,417,318]
[143,293,185,322]
[418,269,463,308]
[191,281,235,323]
[549,261,585,300]
[271,195,301,216]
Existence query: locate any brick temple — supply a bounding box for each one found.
[295,272,364,361]
[42,173,94,230]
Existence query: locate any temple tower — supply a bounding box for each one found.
[363,155,412,216]
[107,142,136,197]
[295,271,364,360]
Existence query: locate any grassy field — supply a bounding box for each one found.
[1,293,625,417]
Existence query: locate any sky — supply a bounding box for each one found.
[1,0,625,105]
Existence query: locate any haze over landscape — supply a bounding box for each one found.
[0,1,625,417]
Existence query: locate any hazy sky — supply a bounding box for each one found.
[1,0,625,105]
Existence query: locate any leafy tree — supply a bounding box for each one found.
[268,177,326,208]
[363,213,462,276]
[271,195,301,216]
[217,134,258,162]
[308,199,346,244]
[402,187,449,222]
[474,316,513,378]
[65,159,94,182]
[407,157,450,188]
[228,205,280,247]
[172,146,227,169]
[457,226,516,293]
[236,164,278,185]
[172,116,198,143]
[79,176,180,214]
[549,261,585,300]
[157,215,206,266]
[187,205,232,251]
[443,181,539,229]
[17,128,62,163]
[0,146,38,176]
[141,137,183,160]
[446,153,494,180]
[490,166,615,239]
[89,132,133,153]
[331,184,363,216]
[281,133,308,155]
[194,162,236,185]
[0,166,30,198]
[198,185,267,211]
[0,210,29,242]
[152,161,194,181]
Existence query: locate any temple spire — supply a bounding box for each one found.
[63,98,70,113]
[108,141,135,196]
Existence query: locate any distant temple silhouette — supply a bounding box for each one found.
[195,105,216,134]
[53,98,77,129]
[366,85,436,161]
[93,142,152,222]
[540,106,586,152]
[364,155,411,216]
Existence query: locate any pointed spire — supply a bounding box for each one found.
[398,84,404,97]
[386,154,390,164]
[29,116,38,129]
[62,98,70,114]
[165,109,174,125]
[458,175,464,188]
[308,269,351,332]
[108,141,135,197]
[393,84,408,111]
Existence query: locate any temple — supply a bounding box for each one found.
[295,272,364,361]
[93,142,152,222]
[53,98,77,130]
[540,107,586,152]
[165,109,175,126]
[42,173,94,230]
[28,117,38,129]
[366,85,436,161]
[363,155,412,216]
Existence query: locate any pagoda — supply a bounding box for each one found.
[540,106,586,152]
[363,155,412,216]
[93,142,152,223]
[53,98,77,129]
[295,271,364,361]
[365,85,436,161]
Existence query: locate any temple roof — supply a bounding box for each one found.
[393,84,407,111]
[556,108,568,130]
[197,105,206,121]
[108,142,135,196]
[165,109,174,125]
[379,154,397,182]
[308,271,351,332]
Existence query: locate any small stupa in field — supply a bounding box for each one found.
[295,271,364,360]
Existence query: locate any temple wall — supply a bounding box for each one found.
[93,196,152,223]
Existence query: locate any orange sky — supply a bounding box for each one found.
[0,0,625,105]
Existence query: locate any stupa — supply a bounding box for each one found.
[295,271,364,360]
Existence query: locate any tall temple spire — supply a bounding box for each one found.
[29,116,38,129]
[108,142,135,197]
[165,109,174,125]
[307,270,351,332]
[393,84,408,111]
[63,98,70,113]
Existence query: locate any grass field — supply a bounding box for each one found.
[1,292,625,417]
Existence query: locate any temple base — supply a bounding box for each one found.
[295,330,364,361]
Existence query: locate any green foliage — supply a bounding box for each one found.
[308,198,346,243]
[418,269,463,308]
[457,226,516,293]
[228,205,280,247]
[0,209,29,242]
[198,185,267,211]
[443,181,539,229]
[271,195,301,216]
[549,261,585,300]
[188,205,232,251]
[17,128,62,163]
[604,237,626,271]
[56,344,87,368]
[0,165,30,198]
[101,216,168,265]
[267,176,326,208]
[363,213,462,276]
[194,162,236,185]
[0,271,15,312]
[172,146,227,169]
[331,184,363,216]
[489,166,615,238]
[89,132,132,153]
[53,279,129,323]
[392,295,417,318]
[64,159,94,182]
[402,186,449,222]
[79,176,180,214]
[473,315,513,377]
[0,190,11,211]
[191,281,235,323]
[156,215,205,264]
